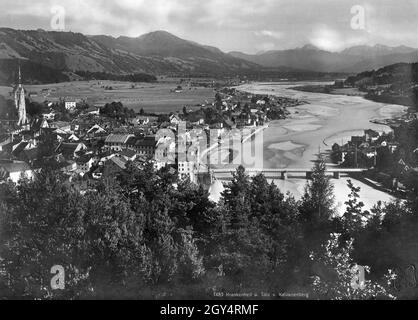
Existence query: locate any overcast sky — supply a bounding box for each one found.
[1,0,418,53]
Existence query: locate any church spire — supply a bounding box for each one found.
[18,65,22,86]
[14,65,28,127]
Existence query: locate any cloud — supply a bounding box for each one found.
[0,0,418,53]
[254,30,283,40]
[309,25,368,52]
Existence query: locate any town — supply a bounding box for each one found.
[0,69,305,190]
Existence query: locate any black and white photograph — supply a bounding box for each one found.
[0,0,418,304]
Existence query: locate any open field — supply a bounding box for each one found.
[0,80,216,114]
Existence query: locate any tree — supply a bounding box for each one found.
[403,170,418,214]
[0,171,94,299]
[0,96,17,120]
[310,233,395,300]
[0,167,211,299]
[209,168,303,293]
[221,166,251,230]
[300,156,335,225]
[215,92,222,110]
[343,180,370,234]
[26,99,44,118]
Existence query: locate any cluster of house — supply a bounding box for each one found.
[0,86,214,186]
[178,88,302,134]
[0,71,302,189]
[331,129,401,167]
[0,112,195,182]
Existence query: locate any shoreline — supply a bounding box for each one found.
[200,124,269,168]
[214,81,406,212]
[291,84,416,113]
[241,124,269,144]
[289,84,366,97]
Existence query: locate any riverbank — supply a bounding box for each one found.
[292,84,417,113]
[290,84,367,97]
[207,81,407,214]
[202,123,269,168]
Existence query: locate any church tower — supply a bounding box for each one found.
[14,66,28,127]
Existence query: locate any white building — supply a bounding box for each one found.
[178,161,197,183]
[87,124,106,136]
[170,114,181,125]
[0,161,34,184]
[43,111,56,120]
[77,156,95,173]
[65,101,77,111]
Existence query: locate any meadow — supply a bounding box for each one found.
[0,80,216,114]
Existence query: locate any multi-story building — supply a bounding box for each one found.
[126,136,157,158]
[104,134,134,151]
[178,161,197,182]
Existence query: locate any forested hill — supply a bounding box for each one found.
[345,63,418,108]
[0,28,258,84]
[345,62,418,86]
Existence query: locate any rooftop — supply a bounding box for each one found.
[105,134,134,144]
[119,149,137,158]
[107,156,127,170]
[0,161,31,173]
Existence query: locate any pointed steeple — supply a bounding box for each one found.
[14,65,28,127]
[18,65,22,86]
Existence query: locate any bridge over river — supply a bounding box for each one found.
[211,167,368,180]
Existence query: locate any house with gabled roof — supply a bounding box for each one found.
[55,142,87,159]
[50,121,72,134]
[87,124,106,136]
[76,155,96,174]
[30,118,49,137]
[103,156,128,177]
[0,160,34,184]
[126,135,157,158]
[118,148,137,161]
[68,134,80,142]
[104,134,134,151]
[84,106,100,116]
[170,114,181,125]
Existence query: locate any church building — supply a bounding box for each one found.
[14,67,29,129]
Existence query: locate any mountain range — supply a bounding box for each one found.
[0,28,258,84]
[229,44,418,73]
[1,28,418,84]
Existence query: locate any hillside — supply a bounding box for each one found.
[345,62,418,86]
[0,28,259,84]
[345,62,418,108]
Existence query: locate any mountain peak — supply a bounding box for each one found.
[301,44,320,51]
[373,43,390,49]
[138,30,181,41]
[342,44,418,56]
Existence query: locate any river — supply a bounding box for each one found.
[209,81,408,215]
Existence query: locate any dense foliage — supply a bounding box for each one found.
[74,71,157,83]
[0,158,410,299]
[100,102,136,120]
[0,59,70,86]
